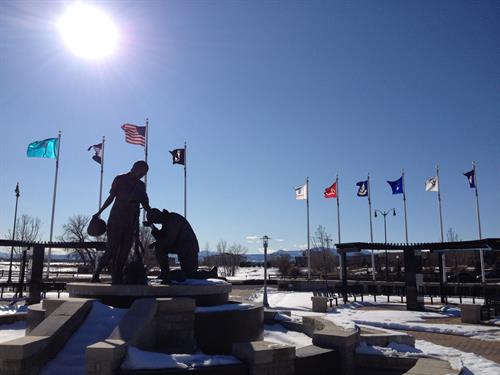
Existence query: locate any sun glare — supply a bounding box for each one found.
[58,3,118,60]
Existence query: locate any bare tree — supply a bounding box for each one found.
[59,215,96,266]
[211,240,247,277]
[5,214,41,261]
[274,253,292,278]
[311,225,336,277]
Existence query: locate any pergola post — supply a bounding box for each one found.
[404,249,424,311]
[28,244,45,305]
[438,253,446,303]
[342,251,348,303]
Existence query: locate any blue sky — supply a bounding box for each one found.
[0,0,499,253]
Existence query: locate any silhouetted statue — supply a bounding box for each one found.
[92,161,150,284]
[146,208,217,282]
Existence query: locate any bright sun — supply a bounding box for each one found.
[58,3,118,60]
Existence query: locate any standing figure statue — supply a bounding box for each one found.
[92,161,150,284]
[146,208,217,282]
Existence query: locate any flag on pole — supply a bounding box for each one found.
[27,138,59,158]
[356,180,369,197]
[464,169,476,188]
[121,124,146,146]
[425,176,439,192]
[387,176,404,194]
[324,182,337,198]
[295,184,307,200]
[87,143,103,164]
[170,148,185,165]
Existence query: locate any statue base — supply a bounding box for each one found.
[66,279,232,307]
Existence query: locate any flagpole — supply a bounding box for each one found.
[46,131,61,278]
[98,136,105,210]
[402,168,409,244]
[336,174,343,281]
[436,165,446,283]
[368,173,375,281]
[184,141,187,218]
[306,177,311,280]
[143,118,149,222]
[473,161,485,283]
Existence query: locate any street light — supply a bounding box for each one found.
[7,183,20,285]
[262,235,270,308]
[374,208,396,282]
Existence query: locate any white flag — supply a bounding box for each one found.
[425,176,439,192]
[295,183,307,200]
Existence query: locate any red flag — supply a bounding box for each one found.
[324,182,337,198]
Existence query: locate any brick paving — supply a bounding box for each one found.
[404,330,500,364]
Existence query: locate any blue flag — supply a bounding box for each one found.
[356,180,369,197]
[464,169,476,188]
[387,176,404,195]
[27,138,58,159]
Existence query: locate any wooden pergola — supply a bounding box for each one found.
[336,238,500,311]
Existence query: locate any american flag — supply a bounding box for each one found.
[121,124,146,146]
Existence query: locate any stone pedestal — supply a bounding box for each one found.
[311,296,329,313]
[156,298,196,354]
[233,341,295,375]
[460,304,482,324]
[86,339,127,375]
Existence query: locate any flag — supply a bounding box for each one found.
[170,148,185,165]
[356,180,369,197]
[27,138,58,158]
[324,182,337,198]
[87,143,103,164]
[464,169,475,188]
[121,124,146,146]
[425,176,439,192]
[295,184,307,200]
[387,176,404,194]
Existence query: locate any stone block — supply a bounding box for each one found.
[0,336,50,375]
[302,316,358,375]
[311,296,329,313]
[109,298,157,350]
[405,358,459,375]
[28,299,93,362]
[360,326,415,347]
[155,297,195,354]
[86,339,127,375]
[355,353,417,373]
[233,341,296,365]
[26,304,45,334]
[42,298,66,316]
[295,345,340,375]
[233,341,295,375]
[156,297,195,313]
[460,304,482,324]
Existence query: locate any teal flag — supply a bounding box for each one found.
[27,138,58,158]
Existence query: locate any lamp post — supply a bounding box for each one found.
[7,183,20,285]
[262,235,270,308]
[374,208,396,282]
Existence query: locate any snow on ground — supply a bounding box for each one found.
[0,321,25,343]
[356,340,500,374]
[121,347,241,370]
[250,290,500,341]
[264,324,312,349]
[225,267,279,281]
[40,301,127,375]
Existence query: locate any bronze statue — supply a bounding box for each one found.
[92,161,150,284]
[146,208,217,282]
